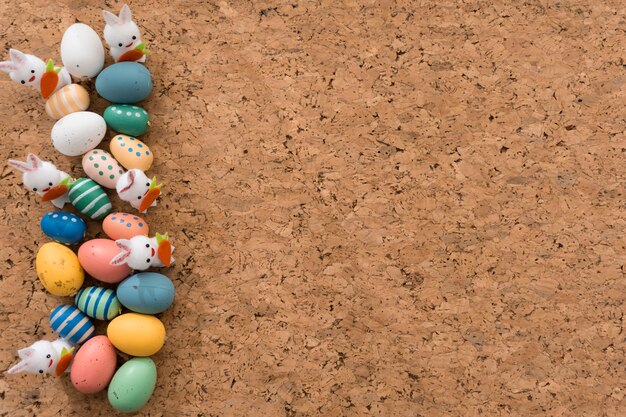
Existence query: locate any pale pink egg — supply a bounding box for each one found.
[81,149,125,189]
[71,336,117,394]
[78,239,131,283]
[102,212,149,240]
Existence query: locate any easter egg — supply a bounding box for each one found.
[50,304,95,344]
[109,135,153,171]
[36,242,84,296]
[103,212,149,240]
[78,239,132,284]
[95,62,152,103]
[117,273,175,314]
[52,112,106,156]
[104,105,150,136]
[45,84,90,120]
[75,286,122,320]
[40,211,86,245]
[108,358,157,413]
[61,23,105,79]
[68,178,113,220]
[82,150,125,189]
[107,313,165,356]
[71,336,117,394]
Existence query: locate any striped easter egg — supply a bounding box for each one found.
[68,178,113,220]
[45,84,90,120]
[75,286,122,321]
[49,304,95,344]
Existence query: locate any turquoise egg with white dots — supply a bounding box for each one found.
[109,134,153,171]
[82,149,125,189]
[40,211,87,245]
[103,105,150,137]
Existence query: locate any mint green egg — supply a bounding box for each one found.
[104,105,150,137]
[108,358,157,413]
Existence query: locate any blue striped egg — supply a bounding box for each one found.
[49,304,95,344]
[40,212,87,245]
[75,286,122,321]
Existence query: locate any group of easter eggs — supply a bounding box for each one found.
[2,5,173,413]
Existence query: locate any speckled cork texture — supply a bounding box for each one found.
[1,0,626,416]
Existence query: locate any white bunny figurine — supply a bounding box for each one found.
[7,339,74,376]
[8,153,72,209]
[111,233,174,270]
[116,169,162,213]
[0,49,71,98]
[103,4,147,63]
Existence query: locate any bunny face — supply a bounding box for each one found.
[8,341,59,375]
[103,4,144,61]
[0,49,46,89]
[111,235,159,270]
[111,233,174,270]
[8,154,64,194]
[116,169,160,212]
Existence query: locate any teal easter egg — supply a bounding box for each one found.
[108,358,157,413]
[116,272,175,314]
[40,212,86,245]
[68,178,112,220]
[104,105,150,136]
[50,304,95,344]
[75,286,122,320]
[95,62,152,104]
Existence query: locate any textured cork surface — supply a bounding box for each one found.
[1,1,626,416]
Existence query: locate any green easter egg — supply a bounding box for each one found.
[104,104,150,137]
[108,357,157,413]
[68,178,112,220]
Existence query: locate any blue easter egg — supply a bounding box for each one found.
[50,304,95,344]
[116,272,175,314]
[95,62,152,104]
[40,212,87,245]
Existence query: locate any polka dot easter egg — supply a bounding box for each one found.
[103,212,149,240]
[110,135,153,171]
[104,105,150,137]
[82,149,125,189]
[40,212,86,245]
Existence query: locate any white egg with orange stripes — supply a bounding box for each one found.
[45,84,90,120]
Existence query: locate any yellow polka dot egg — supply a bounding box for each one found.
[82,149,125,189]
[110,134,153,171]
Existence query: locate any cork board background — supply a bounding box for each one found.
[1,0,626,415]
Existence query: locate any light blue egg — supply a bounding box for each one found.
[95,62,152,104]
[116,272,175,314]
[40,212,86,245]
[49,304,95,344]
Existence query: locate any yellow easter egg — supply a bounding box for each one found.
[107,313,165,356]
[45,84,90,120]
[109,135,153,171]
[36,242,84,296]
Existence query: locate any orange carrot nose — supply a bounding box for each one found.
[139,188,161,213]
[55,352,73,376]
[157,240,172,267]
[41,184,68,202]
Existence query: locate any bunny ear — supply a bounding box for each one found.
[0,61,16,73]
[103,10,120,26]
[8,159,33,173]
[7,360,28,374]
[110,240,132,265]
[18,347,35,359]
[26,154,42,169]
[8,49,26,65]
[118,170,136,193]
[119,4,132,24]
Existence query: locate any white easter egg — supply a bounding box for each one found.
[52,112,107,156]
[61,23,105,79]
